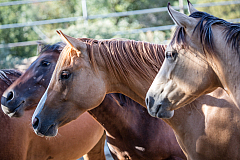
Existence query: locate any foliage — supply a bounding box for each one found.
[195,0,240,20]
[0,46,23,69]
[0,0,239,69]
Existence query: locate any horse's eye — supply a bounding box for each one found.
[166,51,177,61]
[41,60,50,67]
[61,70,71,79]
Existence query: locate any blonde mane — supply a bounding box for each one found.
[58,38,166,84]
[57,45,79,70]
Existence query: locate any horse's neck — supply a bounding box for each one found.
[164,100,204,134]
[164,88,238,157]
[210,28,240,108]
[210,46,240,108]
[88,94,143,137]
[163,90,217,150]
[98,67,148,106]
[109,78,151,107]
[96,42,165,107]
[219,66,240,108]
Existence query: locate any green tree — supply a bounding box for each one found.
[0,0,239,69]
[194,0,240,20]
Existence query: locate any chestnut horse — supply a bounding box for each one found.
[146,1,240,114]
[2,42,185,159]
[32,34,240,159]
[1,47,106,160]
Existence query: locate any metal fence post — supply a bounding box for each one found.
[179,0,184,13]
[82,0,88,25]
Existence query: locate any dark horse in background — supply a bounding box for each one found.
[0,55,106,160]
[2,42,186,160]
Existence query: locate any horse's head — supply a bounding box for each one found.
[1,43,63,117]
[32,31,107,136]
[145,1,221,119]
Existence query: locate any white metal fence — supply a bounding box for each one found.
[1,0,240,48]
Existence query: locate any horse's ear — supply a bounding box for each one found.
[37,42,44,54]
[56,30,87,51]
[167,2,197,29]
[187,0,198,14]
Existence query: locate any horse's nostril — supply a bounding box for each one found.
[156,104,162,111]
[32,117,39,129]
[148,96,155,108]
[145,97,149,106]
[6,91,14,102]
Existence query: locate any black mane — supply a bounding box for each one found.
[171,11,240,55]
[0,69,22,86]
[39,42,66,55]
[111,93,136,107]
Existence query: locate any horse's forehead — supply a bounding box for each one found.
[40,51,59,59]
[54,50,74,73]
[166,44,175,51]
[61,45,77,57]
[58,47,72,62]
[166,43,181,54]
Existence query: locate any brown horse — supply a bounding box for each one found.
[1,48,106,160]
[91,93,185,160]
[31,34,240,159]
[2,42,185,160]
[146,1,240,115]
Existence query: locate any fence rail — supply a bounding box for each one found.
[3,16,240,49]
[1,1,240,30]
[0,40,44,48]
[1,0,240,48]
[0,0,60,7]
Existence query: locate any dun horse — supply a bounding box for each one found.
[146,1,240,115]
[1,46,106,160]
[2,42,185,159]
[31,34,240,159]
